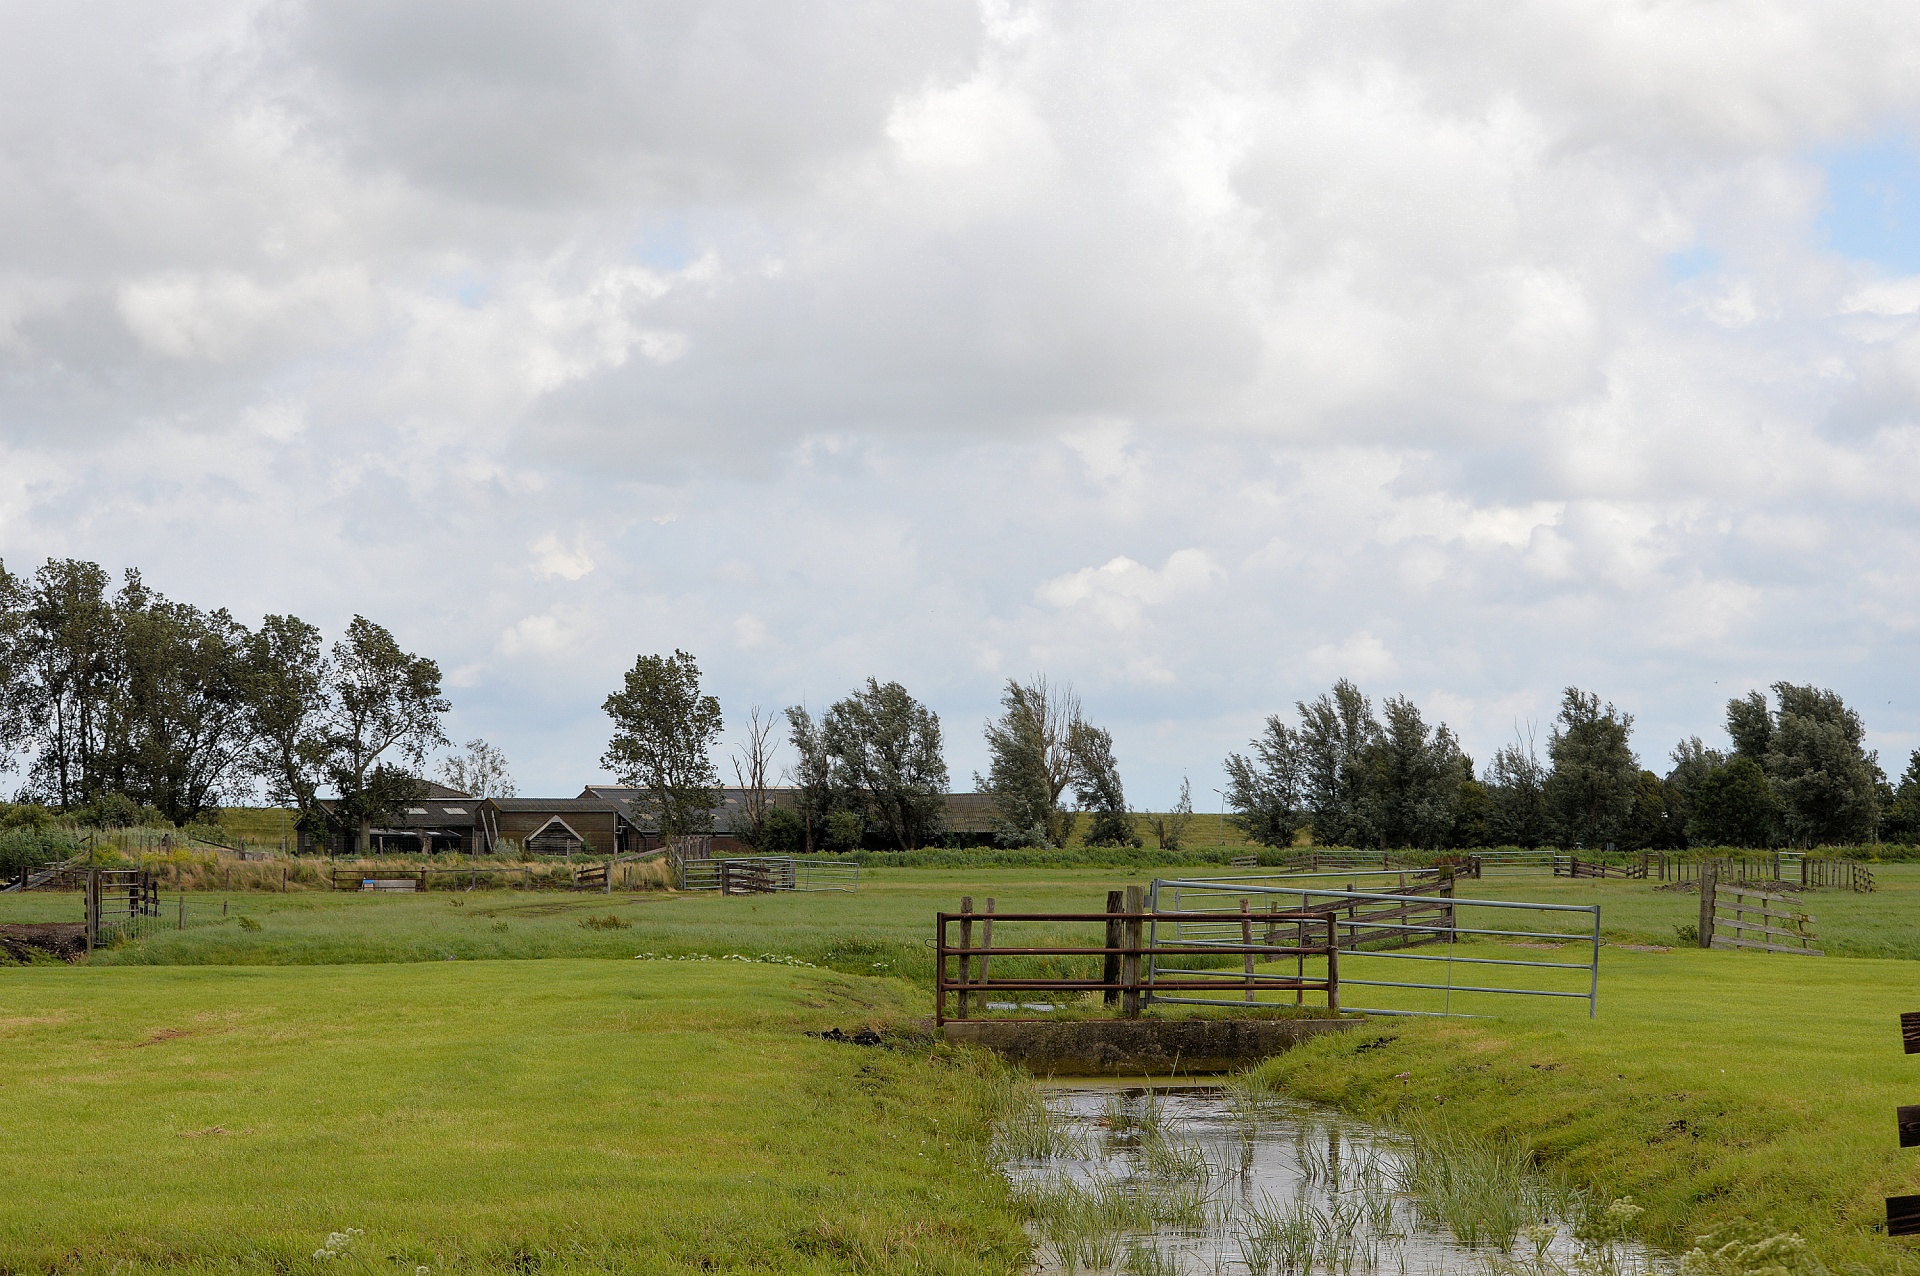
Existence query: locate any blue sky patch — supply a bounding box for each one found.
[1821,136,1920,272]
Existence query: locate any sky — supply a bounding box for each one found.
[5,1,1920,806]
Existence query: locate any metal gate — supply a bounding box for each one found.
[1148,876,1601,1018]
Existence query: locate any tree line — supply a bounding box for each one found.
[1224,679,1917,850]
[0,558,451,851]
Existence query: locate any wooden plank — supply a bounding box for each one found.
[1902,1011,1920,1054]
[1716,920,1815,943]
[1889,1194,1920,1238]
[1899,1104,1920,1149]
[1717,902,1814,925]
[1711,937,1823,956]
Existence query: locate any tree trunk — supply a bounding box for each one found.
[358,815,371,856]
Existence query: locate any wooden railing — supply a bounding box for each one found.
[934,890,1338,1024]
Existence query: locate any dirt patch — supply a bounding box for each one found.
[0,923,87,963]
[1613,943,1672,953]
[177,1125,248,1138]
[134,1028,192,1048]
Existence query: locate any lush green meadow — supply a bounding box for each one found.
[0,959,1024,1274]
[4,862,1920,1271]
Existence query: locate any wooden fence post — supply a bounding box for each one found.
[1698,865,1717,949]
[1121,886,1144,1019]
[958,897,973,1020]
[1102,890,1123,1006]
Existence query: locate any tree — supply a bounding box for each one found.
[978,676,1083,847]
[822,679,948,851]
[1765,684,1879,845]
[1725,691,1773,762]
[1883,750,1920,845]
[1146,778,1194,850]
[727,707,779,847]
[244,614,331,835]
[1067,721,1136,847]
[1450,774,1491,848]
[325,617,450,854]
[1358,695,1465,849]
[601,649,723,842]
[1619,770,1675,851]
[1543,688,1638,848]
[109,578,255,825]
[1484,729,1549,848]
[439,739,516,798]
[1688,756,1781,847]
[1223,716,1305,848]
[12,559,118,808]
[1663,737,1726,848]
[1296,679,1381,847]
[0,560,26,777]
[783,705,835,854]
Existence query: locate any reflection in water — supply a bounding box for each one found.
[998,1085,1667,1276]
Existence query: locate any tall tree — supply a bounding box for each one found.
[1542,688,1639,848]
[438,739,516,798]
[1146,777,1194,850]
[1483,729,1550,848]
[783,705,835,854]
[1067,721,1135,847]
[0,561,29,780]
[324,617,450,853]
[1359,695,1466,849]
[109,578,255,824]
[1764,683,1879,845]
[822,679,948,851]
[601,649,723,842]
[727,707,779,847]
[978,676,1083,847]
[14,559,118,808]
[1296,679,1381,847]
[1223,715,1305,848]
[245,614,331,833]
[1687,756,1781,847]
[1725,691,1773,762]
[1662,737,1726,848]
[1883,750,1920,845]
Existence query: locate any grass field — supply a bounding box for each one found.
[4,863,1919,1272]
[0,959,1025,1274]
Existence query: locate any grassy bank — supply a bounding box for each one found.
[0,959,1025,1274]
[1247,945,1920,1273]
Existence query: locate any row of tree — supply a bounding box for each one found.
[0,558,454,851]
[602,657,1151,852]
[1224,680,1916,850]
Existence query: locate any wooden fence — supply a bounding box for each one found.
[934,889,1339,1024]
[1700,869,1821,955]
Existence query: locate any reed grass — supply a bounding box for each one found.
[1393,1122,1560,1251]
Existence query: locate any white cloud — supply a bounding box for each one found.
[8,3,1920,799]
[531,533,595,581]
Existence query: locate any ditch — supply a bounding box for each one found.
[996,1081,1668,1276]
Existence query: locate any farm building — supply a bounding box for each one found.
[306,783,483,855]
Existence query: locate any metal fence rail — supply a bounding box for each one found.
[1149,878,1601,1018]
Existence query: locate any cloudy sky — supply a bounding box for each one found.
[5,1,1920,803]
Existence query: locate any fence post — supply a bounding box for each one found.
[1122,885,1144,1019]
[1324,913,1339,1014]
[1698,865,1717,949]
[958,897,973,1020]
[1241,898,1256,1003]
[85,870,96,956]
[1102,889,1123,1006]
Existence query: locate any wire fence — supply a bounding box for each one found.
[677,856,860,894]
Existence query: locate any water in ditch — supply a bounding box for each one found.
[999,1083,1668,1276]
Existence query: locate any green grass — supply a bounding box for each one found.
[1246,945,1920,1273]
[9,861,1920,1271]
[0,959,1026,1274]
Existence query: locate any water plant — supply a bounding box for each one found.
[1392,1122,1559,1252]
